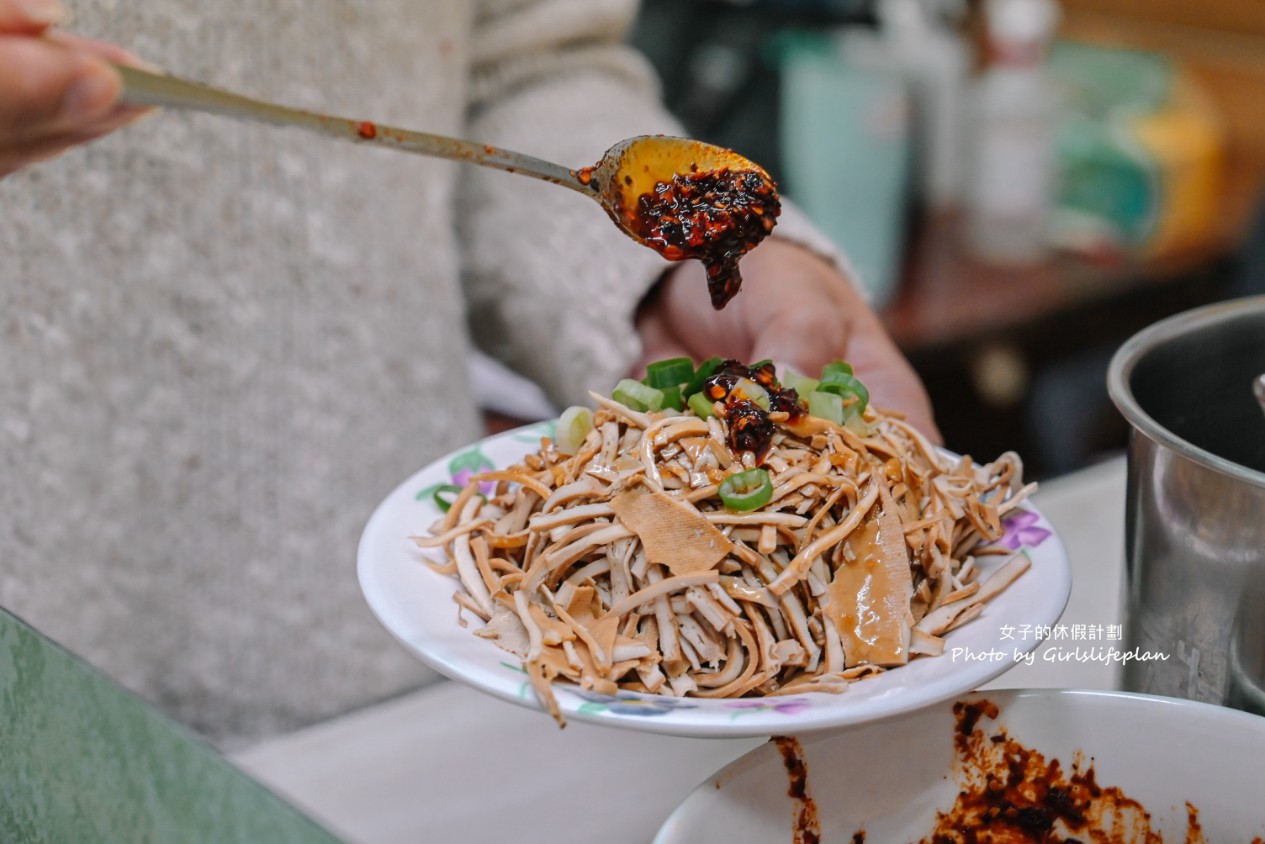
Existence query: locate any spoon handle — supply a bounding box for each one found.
[114,64,594,196]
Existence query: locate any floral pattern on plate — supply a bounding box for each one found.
[999,509,1053,550]
[574,690,700,718]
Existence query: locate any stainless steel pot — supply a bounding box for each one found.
[1108,295,1265,712]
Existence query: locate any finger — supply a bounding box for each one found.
[0,113,134,176]
[751,304,941,440]
[0,35,124,140]
[853,334,942,442]
[632,307,693,376]
[0,135,73,175]
[0,0,63,34]
[43,30,147,66]
[747,302,852,379]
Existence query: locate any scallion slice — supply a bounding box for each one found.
[821,360,854,378]
[687,391,716,419]
[731,377,771,410]
[807,390,845,425]
[684,356,723,397]
[718,468,773,511]
[612,378,665,412]
[817,370,869,413]
[555,405,593,455]
[781,372,820,399]
[644,357,695,389]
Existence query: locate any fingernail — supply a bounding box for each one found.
[60,63,118,122]
[20,0,65,26]
[126,55,166,74]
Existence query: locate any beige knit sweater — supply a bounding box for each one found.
[0,0,840,747]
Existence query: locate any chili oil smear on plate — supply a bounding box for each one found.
[900,698,1214,844]
[775,736,822,844]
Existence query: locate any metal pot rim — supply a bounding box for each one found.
[1107,295,1265,490]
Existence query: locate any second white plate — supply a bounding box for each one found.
[653,689,1265,843]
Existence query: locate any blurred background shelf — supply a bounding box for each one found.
[882,208,1243,478]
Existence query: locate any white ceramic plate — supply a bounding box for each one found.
[653,688,1265,842]
[358,423,1072,738]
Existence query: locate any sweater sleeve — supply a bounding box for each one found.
[457,0,856,407]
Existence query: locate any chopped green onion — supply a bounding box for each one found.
[612,378,665,412]
[781,372,820,399]
[718,468,774,512]
[819,368,855,388]
[684,356,723,396]
[731,377,770,410]
[848,380,870,414]
[644,357,695,389]
[660,384,683,411]
[432,484,464,513]
[821,360,854,378]
[817,370,870,413]
[807,390,845,425]
[555,405,593,455]
[845,412,874,438]
[687,391,716,419]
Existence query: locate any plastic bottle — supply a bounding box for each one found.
[963,0,1061,264]
[878,0,972,209]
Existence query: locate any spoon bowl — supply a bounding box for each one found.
[581,135,771,218]
[579,135,781,307]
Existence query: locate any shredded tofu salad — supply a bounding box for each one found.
[413,358,1034,725]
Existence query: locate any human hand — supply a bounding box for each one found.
[0,0,147,178]
[634,236,940,441]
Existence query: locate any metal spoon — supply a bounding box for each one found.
[114,64,778,285]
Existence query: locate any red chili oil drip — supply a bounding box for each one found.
[630,168,780,310]
[770,388,804,419]
[727,399,776,458]
[775,737,821,844]
[747,360,779,389]
[356,121,377,140]
[702,359,745,400]
[703,360,805,460]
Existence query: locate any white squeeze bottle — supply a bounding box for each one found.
[878,0,972,210]
[963,0,1061,264]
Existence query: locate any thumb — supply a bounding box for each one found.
[0,0,62,33]
[748,308,852,382]
[0,38,121,135]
